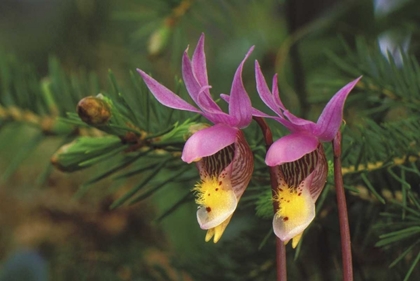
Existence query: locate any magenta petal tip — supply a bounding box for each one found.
[314,77,361,142]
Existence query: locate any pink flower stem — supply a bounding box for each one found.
[332,131,353,281]
[253,117,287,281]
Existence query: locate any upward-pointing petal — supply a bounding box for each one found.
[271,74,286,110]
[314,77,361,142]
[255,60,283,116]
[192,34,209,87]
[229,46,254,128]
[137,69,201,113]
[182,49,222,113]
[221,93,273,120]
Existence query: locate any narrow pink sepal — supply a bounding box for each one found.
[271,74,286,110]
[192,34,209,87]
[314,76,362,142]
[197,90,235,126]
[181,123,238,163]
[182,48,215,108]
[220,93,272,119]
[255,60,283,116]
[137,69,201,113]
[283,110,317,133]
[228,46,254,128]
[182,49,222,114]
[265,132,319,166]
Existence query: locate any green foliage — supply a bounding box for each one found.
[375,191,420,281]
[322,38,420,280]
[255,189,273,219]
[327,39,420,114]
[51,135,126,172]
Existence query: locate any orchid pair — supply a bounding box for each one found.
[137,34,360,246]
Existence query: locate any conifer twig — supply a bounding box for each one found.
[333,131,353,281]
[253,117,287,281]
[0,104,74,135]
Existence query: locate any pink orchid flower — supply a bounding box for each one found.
[254,60,361,248]
[137,34,254,243]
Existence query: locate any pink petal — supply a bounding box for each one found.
[182,123,238,163]
[137,69,201,113]
[314,77,362,142]
[182,47,222,113]
[266,132,319,166]
[255,60,283,116]
[252,108,273,118]
[228,46,254,128]
[271,116,300,132]
[221,93,271,119]
[192,34,209,87]
[283,110,317,133]
[219,93,230,104]
[197,89,235,125]
[271,74,286,110]
[254,63,310,132]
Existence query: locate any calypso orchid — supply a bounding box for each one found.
[137,34,254,243]
[254,60,361,248]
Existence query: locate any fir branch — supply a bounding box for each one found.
[0,104,73,135]
[374,188,420,280]
[341,118,420,172]
[0,50,201,209]
[113,0,194,57]
[325,38,420,115]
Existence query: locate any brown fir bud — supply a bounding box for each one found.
[77,94,111,125]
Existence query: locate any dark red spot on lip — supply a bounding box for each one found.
[208,193,210,196]
[215,188,219,191]
[219,181,222,186]
[283,217,289,221]
[206,207,211,212]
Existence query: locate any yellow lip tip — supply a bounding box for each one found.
[292,233,303,249]
[205,229,214,242]
[213,236,220,243]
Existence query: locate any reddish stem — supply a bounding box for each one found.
[332,131,353,281]
[253,117,287,281]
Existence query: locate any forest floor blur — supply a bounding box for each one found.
[0,136,192,281]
